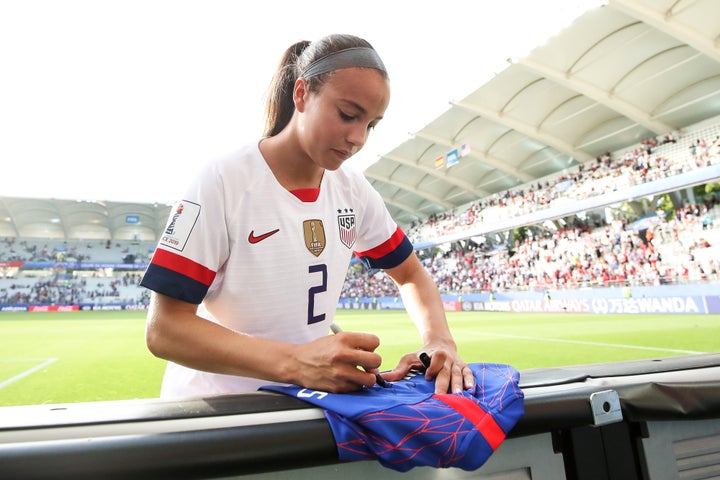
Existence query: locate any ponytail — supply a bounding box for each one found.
[263,40,310,137]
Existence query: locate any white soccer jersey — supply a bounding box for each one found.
[141,141,413,397]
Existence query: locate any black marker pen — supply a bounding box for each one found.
[419,352,431,369]
[331,323,389,388]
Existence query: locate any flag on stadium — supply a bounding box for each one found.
[434,155,445,170]
[446,148,459,168]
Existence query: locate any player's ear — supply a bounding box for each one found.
[293,77,308,113]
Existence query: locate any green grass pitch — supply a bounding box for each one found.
[1,309,718,406]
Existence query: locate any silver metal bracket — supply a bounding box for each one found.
[589,389,623,426]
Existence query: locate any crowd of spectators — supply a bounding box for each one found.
[0,273,147,306]
[342,198,719,298]
[0,237,154,264]
[407,128,719,242]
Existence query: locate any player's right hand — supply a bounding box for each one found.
[289,331,382,393]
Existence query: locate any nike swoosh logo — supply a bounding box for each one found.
[248,228,280,244]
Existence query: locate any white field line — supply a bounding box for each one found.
[480,333,706,355]
[0,358,58,389]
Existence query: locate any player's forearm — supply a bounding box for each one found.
[386,254,457,350]
[398,271,456,350]
[146,304,297,384]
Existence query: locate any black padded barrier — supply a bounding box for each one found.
[1,353,719,479]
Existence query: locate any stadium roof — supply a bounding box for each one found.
[2,0,719,240]
[365,0,720,226]
[0,197,171,242]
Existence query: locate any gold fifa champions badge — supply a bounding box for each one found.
[303,219,326,257]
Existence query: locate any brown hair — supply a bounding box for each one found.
[262,34,386,137]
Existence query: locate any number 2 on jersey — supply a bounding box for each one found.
[308,264,327,324]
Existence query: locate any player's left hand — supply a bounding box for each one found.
[381,347,475,394]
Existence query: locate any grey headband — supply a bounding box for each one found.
[300,47,387,79]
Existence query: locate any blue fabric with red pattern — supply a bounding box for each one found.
[261,362,524,472]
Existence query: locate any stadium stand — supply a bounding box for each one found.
[343,121,720,299]
[1,119,719,309]
[0,237,154,307]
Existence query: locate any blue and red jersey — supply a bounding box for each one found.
[261,362,524,472]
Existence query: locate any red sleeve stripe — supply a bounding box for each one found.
[150,248,216,286]
[433,394,506,450]
[355,226,406,260]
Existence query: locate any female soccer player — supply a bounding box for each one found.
[140,33,474,398]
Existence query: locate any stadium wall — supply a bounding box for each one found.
[0,303,148,313]
[338,282,720,315]
[2,281,718,314]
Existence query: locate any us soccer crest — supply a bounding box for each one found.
[337,209,356,249]
[303,219,326,257]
